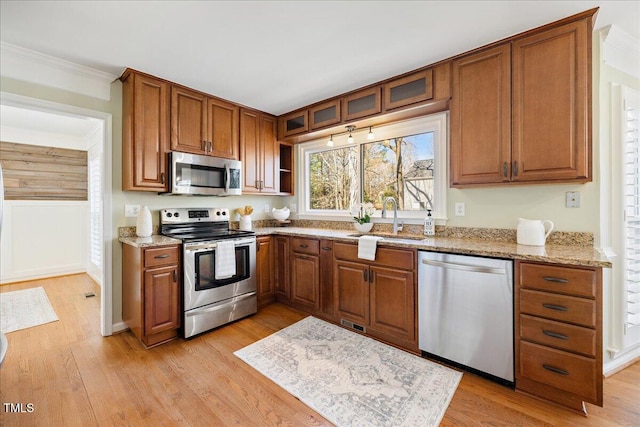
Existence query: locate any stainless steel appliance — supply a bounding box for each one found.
[167,152,242,196]
[160,208,256,338]
[418,251,514,384]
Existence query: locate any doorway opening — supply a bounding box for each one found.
[0,91,113,336]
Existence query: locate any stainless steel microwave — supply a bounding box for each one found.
[167,152,242,196]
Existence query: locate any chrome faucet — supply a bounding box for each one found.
[381,197,403,235]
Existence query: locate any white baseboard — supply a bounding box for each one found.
[604,346,640,376]
[111,322,129,334]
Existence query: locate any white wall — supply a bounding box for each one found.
[0,200,88,283]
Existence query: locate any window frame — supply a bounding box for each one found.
[296,112,448,223]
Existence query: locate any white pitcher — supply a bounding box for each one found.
[517,218,554,246]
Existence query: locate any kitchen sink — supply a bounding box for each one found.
[347,233,427,241]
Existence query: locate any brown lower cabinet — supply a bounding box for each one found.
[333,242,417,352]
[122,244,181,348]
[515,260,602,413]
[256,236,275,308]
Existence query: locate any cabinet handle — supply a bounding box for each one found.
[542,364,569,376]
[202,140,207,151]
[363,270,368,282]
[503,161,508,177]
[542,330,568,340]
[208,141,213,152]
[512,161,518,176]
[542,303,568,312]
[322,247,332,251]
[173,270,177,282]
[543,276,569,284]
[299,244,308,248]
[299,256,308,260]
[154,254,170,259]
[161,172,165,184]
[255,180,259,189]
[369,270,374,283]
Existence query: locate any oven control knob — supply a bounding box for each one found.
[167,212,172,218]
[216,210,221,216]
[221,210,227,216]
[174,212,180,218]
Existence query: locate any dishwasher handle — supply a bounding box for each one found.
[421,258,507,275]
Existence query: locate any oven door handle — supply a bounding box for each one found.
[184,238,256,252]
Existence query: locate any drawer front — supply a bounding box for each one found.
[519,341,597,401]
[520,314,596,356]
[520,289,595,327]
[291,238,320,255]
[144,246,180,268]
[333,242,414,270]
[519,263,596,298]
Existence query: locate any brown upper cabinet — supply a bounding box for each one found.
[240,108,278,194]
[383,69,434,111]
[280,110,308,138]
[122,70,170,192]
[450,10,594,186]
[171,86,239,159]
[310,99,341,130]
[343,87,382,122]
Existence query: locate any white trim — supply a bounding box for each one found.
[0,91,114,337]
[601,25,640,78]
[604,343,640,375]
[0,42,117,101]
[296,112,449,223]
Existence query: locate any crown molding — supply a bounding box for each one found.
[600,25,640,78]
[0,42,117,101]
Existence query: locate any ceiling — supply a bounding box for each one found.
[0,1,638,117]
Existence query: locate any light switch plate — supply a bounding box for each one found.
[290,203,297,213]
[455,202,465,216]
[566,191,580,208]
[264,204,270,213]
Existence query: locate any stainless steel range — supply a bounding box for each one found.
[160,208,257,338]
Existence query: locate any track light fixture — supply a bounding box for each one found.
[325,125,373,146]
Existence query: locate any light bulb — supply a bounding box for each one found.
[327,135,334,147]
[367,127,374,141]
[347,134,354,144]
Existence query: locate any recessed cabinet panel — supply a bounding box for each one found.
[384,69,433,111]
[281,110,308,137]
[170,86,207,154]
[343,87,381,121]
[310,100,341,129]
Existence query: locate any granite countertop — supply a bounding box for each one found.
[118,225,612,268]
[253,227,612,268]
[119,235,181,248]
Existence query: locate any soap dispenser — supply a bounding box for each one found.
[424,209,435,236]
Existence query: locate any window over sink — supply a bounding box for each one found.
[297,113,447,222]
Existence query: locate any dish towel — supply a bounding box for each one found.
[215,240,236,279]
[358,236,383,261]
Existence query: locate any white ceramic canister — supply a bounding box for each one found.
[136,205,153,237]
[239,215,252,231]
[516,218,554,246]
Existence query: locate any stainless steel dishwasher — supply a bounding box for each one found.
[418,251,514,384]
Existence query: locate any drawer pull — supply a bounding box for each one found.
[154,254,170,259]
[299,244,309,248]
[542,330,568,340]
[542,364,569,376]
[542,303,568,312]
[543,276,569,284]
[322,247,332,251]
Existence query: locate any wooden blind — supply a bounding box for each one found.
[0,141,88,201]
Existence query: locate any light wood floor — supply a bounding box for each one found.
[1,274,638,426]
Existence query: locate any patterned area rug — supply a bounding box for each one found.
[235,316,462,426]
[0,287,58,333]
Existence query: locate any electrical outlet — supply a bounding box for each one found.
[264,204,270,213]
[290,203,297,213]
[566,191,581,208]
[455,202,465,216]
[125,204,141,217]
